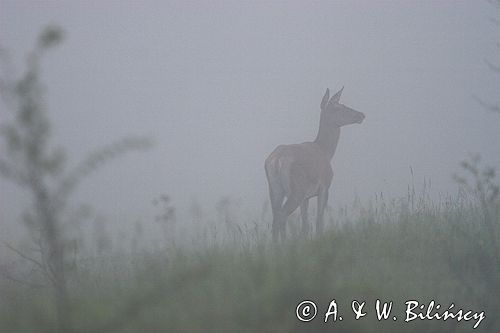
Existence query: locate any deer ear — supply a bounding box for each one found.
[320,88,330,109]
[330,86,344,104]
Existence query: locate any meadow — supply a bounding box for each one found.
[1,181,499,333]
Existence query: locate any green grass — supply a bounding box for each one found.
[1,193,499,333]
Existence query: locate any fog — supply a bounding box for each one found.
[1,1,499,239]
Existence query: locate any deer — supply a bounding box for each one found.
[265,87,364,242]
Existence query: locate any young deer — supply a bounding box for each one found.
[265,87,364,241]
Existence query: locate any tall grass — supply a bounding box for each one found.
[1,184,498,333]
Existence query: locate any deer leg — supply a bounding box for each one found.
[316,189,329,235]
[279,196,302,241]
[269,185,285,242]
[300,199,310,238]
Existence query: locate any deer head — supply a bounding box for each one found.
[320,87,365,127]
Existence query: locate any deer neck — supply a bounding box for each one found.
[314,120,341,161]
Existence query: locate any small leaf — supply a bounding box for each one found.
[38,25,64,49]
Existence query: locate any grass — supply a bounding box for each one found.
[0,189,499,333]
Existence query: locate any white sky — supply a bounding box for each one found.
[1,1,499,238]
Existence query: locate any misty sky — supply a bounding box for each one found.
[1,1,499,237]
